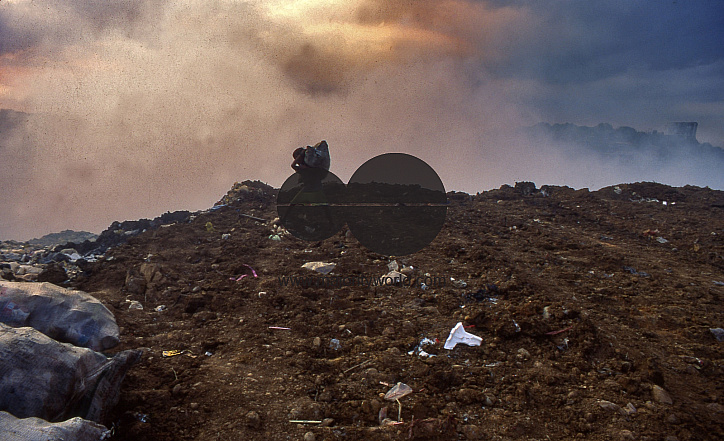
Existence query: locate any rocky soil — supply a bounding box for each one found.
[54,180,724,440]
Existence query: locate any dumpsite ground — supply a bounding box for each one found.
[70,181,723,441]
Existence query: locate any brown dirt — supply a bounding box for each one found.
[71,181,724,441]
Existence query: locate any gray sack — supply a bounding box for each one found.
[304,140,331,170]
[0,281,119,351]
[0,411,110,441]
[0,323,141,423]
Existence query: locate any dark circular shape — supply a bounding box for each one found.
[277,168,346,241]
[345,153,447,255]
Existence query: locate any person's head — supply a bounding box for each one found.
[293,147,305,160]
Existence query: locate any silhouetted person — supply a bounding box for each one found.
[281,141,336,236]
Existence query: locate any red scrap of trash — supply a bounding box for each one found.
[545,325,573,335]
[643,229,659,237]
[464,325,476,329]
[230,264,258,281]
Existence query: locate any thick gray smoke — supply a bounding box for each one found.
[1,0,722,240]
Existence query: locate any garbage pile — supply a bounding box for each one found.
[0,208,200,285]
[0,281,140,441]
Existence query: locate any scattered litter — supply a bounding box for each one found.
[714,281,724,286]
[204,351,213,357]
[290,420,323,424]
[420,283,429,291]
[466,284,499,303]
[624,402,637,415]
[154,305,167,312]
[384,382,413,401]
[600,235,614,241]
[656,237,669,244]
[710,328,724,342]
[205,222,215,233]
[557,337,570,351]
[642,229,659,237]
[408,338,436,357]
[162,350,187,357]
[343,360,372,374]
[133,412,149,423]
[230,264,258,281]
[387,260,399,272]
[268,234,281,241]
[384,382,413,422]
[221,233,231,240]
[239,213,266,222]
[513,320,521,333]
[302,262,336,275]
[329,338,342,351]
[444,322,482,350]
[623,266,650,277]
[269,326,291,330]
[450,278,467,289]
[128,300,143,310]
[546,325,574,335]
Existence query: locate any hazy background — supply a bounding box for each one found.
[1,0,723,240]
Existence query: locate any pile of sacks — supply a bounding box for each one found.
[0,281,141,441]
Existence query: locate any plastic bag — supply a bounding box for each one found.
[0,323,141,423]
[0,281,119,351]
[0,411,110,441]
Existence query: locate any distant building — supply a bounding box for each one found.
[665,122,698,141]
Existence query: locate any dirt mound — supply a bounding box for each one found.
[69,181,723,441]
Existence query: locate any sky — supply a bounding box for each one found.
[1,0,723,240]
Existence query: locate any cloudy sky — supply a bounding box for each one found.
[1,0,723,240]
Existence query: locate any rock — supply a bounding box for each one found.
[620,429,635,440]
[321,418,334,427]
[361,400,373,414]
[172,384,184,397]
[303,432,316,441]
[461,424,483,440]
[706,402,724,413]
[455,388,481,405]
[665,413,679,424]
[37,262,68,284]
[598,400,626,415]
[318,390,332,402]
[516,348,531,361]
[652,385,673,404]
[189,402,199,410]
[245,411,261,429]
